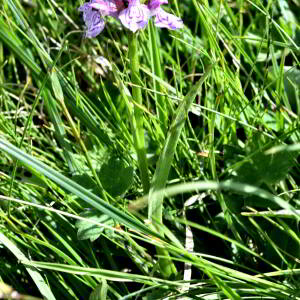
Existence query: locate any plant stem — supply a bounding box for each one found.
[149,21,168,135]
[148,64,214,278]
[128,32,150,194]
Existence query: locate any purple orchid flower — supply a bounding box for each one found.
[78,0,183,38]
[118,0,150,33]
[78,3,105,38]
[148,0,183,30]
[78,0,125,37]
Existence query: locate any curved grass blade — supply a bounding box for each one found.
[0,232,56,300]
[43,89,77,173]
[0,138,162,240]
[143,180,300,221]
[147,64,214,278]
[148,63,214,224]
[21,261,182,287]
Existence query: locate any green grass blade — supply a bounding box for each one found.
[22,261,182,287]
[0,17,112,146]
[148,63,214,224]
[0,231,56,300]
[0,138,162,239]
[147,63,214,278]
[43,89,77,173]
[148,21,168,134]
[128,32,150,194]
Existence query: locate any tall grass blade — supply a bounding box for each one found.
[0,232,56,300]
[0,138,161,239]
[147,63,214,278]
[148,63,214,223]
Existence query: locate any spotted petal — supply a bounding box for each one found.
[118,0,150,33]
[154,8,183,30]
[85,11,105,38]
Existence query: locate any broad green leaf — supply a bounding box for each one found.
[98,157,134,197]
[76,210,115,242]
[236,147,297,185]
[72,174,101,196]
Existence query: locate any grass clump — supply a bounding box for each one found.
[0,0,300,299]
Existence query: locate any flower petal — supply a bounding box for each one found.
[154,8,183,30]
[85,11,105,38]
[89,0,123,17]
[118,0,150,33]
[79,2,106,38]
[148,0,168,10]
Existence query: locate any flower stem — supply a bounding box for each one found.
[128,32,150,194]
[149,21,168,135]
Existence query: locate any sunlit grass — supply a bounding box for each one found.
[0,0,300,299]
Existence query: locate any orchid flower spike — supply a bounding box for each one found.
[78,0,183,38]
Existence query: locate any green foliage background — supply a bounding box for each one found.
[0,0,300,299]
